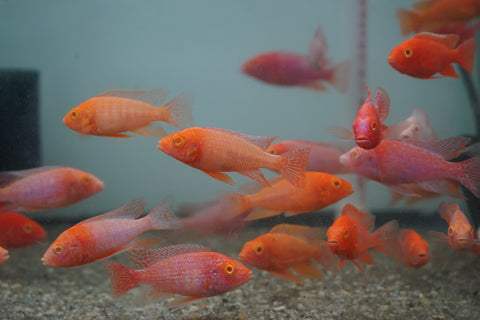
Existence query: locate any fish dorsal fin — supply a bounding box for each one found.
[414,33,459,49]
[128,243,210,268]
[412,0,439,10]
[0,166,63,187]
[205,127,279,150]
[374,87,390,122]
[394,137,471,160]
[341,203,375,231]
[96,89,170,106]
[307,25,328,69]
[81,198,146,224]
[438,201,463,225]
[269,223,325,242]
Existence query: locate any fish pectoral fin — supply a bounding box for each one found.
[166,296,207,309]
[104,133,133,138]
[439,64,459,78]
[237,170,270,187]
[270,269,305,283]
[351,260,368,277]
[357,250,374,265]
[132,125,167,138]
[244,208,283,221]
[302,81,327,91]
[201,170,235,185]
[141,288,173,303]
[292,261,324,279]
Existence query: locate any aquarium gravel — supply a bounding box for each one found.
[0,224,479,320]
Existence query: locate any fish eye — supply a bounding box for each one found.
[22,224,33,234]
[467,225,474,234]
[172,135,185,147]
[254,243,264,255]
[448,226,455,237]
[81,176,91,185]
[343,230,349,239]
[370,121,377,131]
[350,150,360,159]
[403,48,413,58]
[70,110,79,119]
[224,263,235,275]
[331,179,342,189]
[268,149,278,155]
[53,244,64,255]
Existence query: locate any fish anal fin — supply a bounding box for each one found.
[292,261,324,279]
[270,269,305,283]
[166,296,207,309]
[201,170,235,185]
[302,81,327,91]
[244,208,282,221]
[351,260,369,277]
[357,250,374,265]
[133,125,167,138]
[439,64,459,78]
[237,169,270,187]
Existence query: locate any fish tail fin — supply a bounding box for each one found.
[315,242,340,273]
[329,60,350,93]
[455,37,477,73]
[146,196,183,230]
[103,261,139,297]
[164,91,194,129]
[371,220,400,257]
[396,9,419,36]
[458,156,480,198]
[278,148,310,188]
[217,190,247,216]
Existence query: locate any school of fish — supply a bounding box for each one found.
[1,1,480,310]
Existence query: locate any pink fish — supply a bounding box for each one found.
[266,140,351,174]
[0,166,104,213]
[386,108,438,140]
[41,197,181,267]
[104,243,252,308]
[242,26,349,92]
[339,138,480,198]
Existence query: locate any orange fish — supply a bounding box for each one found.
[394,229,430,268]
[339,138,480,198]
[242,26,349,92]
[0,246,8,265]
[397,0,480,35]
[63,89,194,138]
[266,140,351,174]
[388,33,476,79]
[219,172,353,220]
[429,201,478,250]
[41,197,180,267]
[238,224,339,282]
[0,166,104,213]
[157,127,310,187]
[0,212,47,249]
[104,243,252,308]
[327,203,400,275]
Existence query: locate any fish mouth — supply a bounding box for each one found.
[238,252,247,262]
[327,240,339,249]
[157,141,165,152]
[41,257,50,266]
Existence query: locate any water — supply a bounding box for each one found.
[1,1,479,319]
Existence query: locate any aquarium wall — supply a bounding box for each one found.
[0,0,476,220]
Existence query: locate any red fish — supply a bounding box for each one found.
[157,127,310,187]
[63,89,194,138]
[0,166,104,213]
[388,33,476,79]
[219,172,353,220]
[397,0,480,35]
[0,212,46,249]
[339,138,480,198]
[239,224,338,282]
[394,229,430,268]
[327,203,400,275]
[41,197,181,267]
[266,140,351,174]
[242,26,349,92]
[430,201,478,250]
[104,243,252,308]
[0,247,8,265]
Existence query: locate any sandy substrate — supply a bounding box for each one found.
[1,224,479,320]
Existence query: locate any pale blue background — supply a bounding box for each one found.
[0,1,475,219]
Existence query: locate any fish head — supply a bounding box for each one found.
[241,54,269,79]
[0,212,47,249]
[311,174,354,203]
[67,169,104,202]
[448,223,475,250]
[157,130,200,164]
[207,255,252,295]
[406,242,430,268]
[352,104,381,149]
[63,101,94,134]
[41,237,84,267]
[266,142,289,156]
[327,218,357,259]
[238,238,271,270]
[339,147,378,179]
[388,39,422,75]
